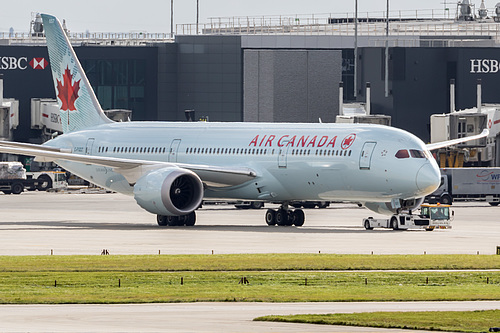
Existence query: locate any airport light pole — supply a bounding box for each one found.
[384,0,389,98]
[196,0,199,34]
[354,0,358,99]
[170,0,174,38]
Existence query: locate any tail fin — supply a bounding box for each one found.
[41,14,112,133]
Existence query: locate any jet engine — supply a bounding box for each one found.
[133,167,204,216]
[364,197,425,215]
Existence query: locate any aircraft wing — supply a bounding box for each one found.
[426,129,489,151]
[0,141,257,188]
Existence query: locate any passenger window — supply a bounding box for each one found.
[395,149,410,159]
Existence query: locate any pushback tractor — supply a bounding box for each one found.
[363,204,453,231]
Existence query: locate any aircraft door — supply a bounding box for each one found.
[85,138,95,155]
[278,143,290,168]
[359,141,377,170]
[169,139,182,162]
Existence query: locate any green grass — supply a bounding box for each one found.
[3,271,500,303]
[0,254,498,304]
[2,254,497,331]
[0,265,498,303]
[0,253,499,272]
[255,310,500,333]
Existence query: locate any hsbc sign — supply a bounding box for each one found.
[470,59,500,73]
[0,56,48,70]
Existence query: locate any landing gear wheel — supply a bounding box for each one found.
[390,216,399,230]
[364,219,373,230]
[440,194,452,205]
[166,216,180,226]
[11,183,24,195]
[275,209,287,226]
[157,215,168,226]
[36,174,52,191]
[284,212,293,226]
[265,209,276,226]
[184,212,196,226]
[292,209,305,226]
[276,209,293,226]
[265,205,307,227]
[250,201,264,209]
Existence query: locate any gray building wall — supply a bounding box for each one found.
[360,47,500,142]
[175,36,243,122]
[156,43,177,120]
[243,49,341,123]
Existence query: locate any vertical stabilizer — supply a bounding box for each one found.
[41,14,112,133]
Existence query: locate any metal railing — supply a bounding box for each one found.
[176,8,500,39]
[0,31,174,46]
[177,20,500,39]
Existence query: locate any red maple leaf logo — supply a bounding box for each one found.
[341,133,356,150]
[56,67,80,111]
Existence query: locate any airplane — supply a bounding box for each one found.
[0,14,489,227]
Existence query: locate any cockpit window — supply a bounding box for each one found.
[410,149,426,158]
[396,149,429,159]
[395,149,410,159]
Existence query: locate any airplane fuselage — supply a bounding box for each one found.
[46,121,440,203]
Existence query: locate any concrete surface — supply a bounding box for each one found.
[1,301,500,333]
[1,191,500,332]
[0,191,499,255]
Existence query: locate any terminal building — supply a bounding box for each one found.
[2,6,500,146]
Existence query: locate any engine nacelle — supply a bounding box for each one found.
[364,197,425,215]
[133,167,204,216]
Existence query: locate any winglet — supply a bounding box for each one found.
[426,128,489,150]
[41,14,112,133]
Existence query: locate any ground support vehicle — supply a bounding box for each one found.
[234,201,265,209]
[363,204,453,231]
[26,170,67,191]
[426,168,500,206]
[234,201,330,209]
[0,162,67,194]
[291,201,330,209]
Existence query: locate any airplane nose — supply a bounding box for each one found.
[415,163,440,195]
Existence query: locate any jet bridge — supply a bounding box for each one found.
[430,79,499,167]
[31,98,132,141]
[0,76,19,142]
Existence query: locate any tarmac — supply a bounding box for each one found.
[1,191,500,332]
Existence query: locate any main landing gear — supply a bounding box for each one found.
[157,212,196,227]
[265,204,305,227]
